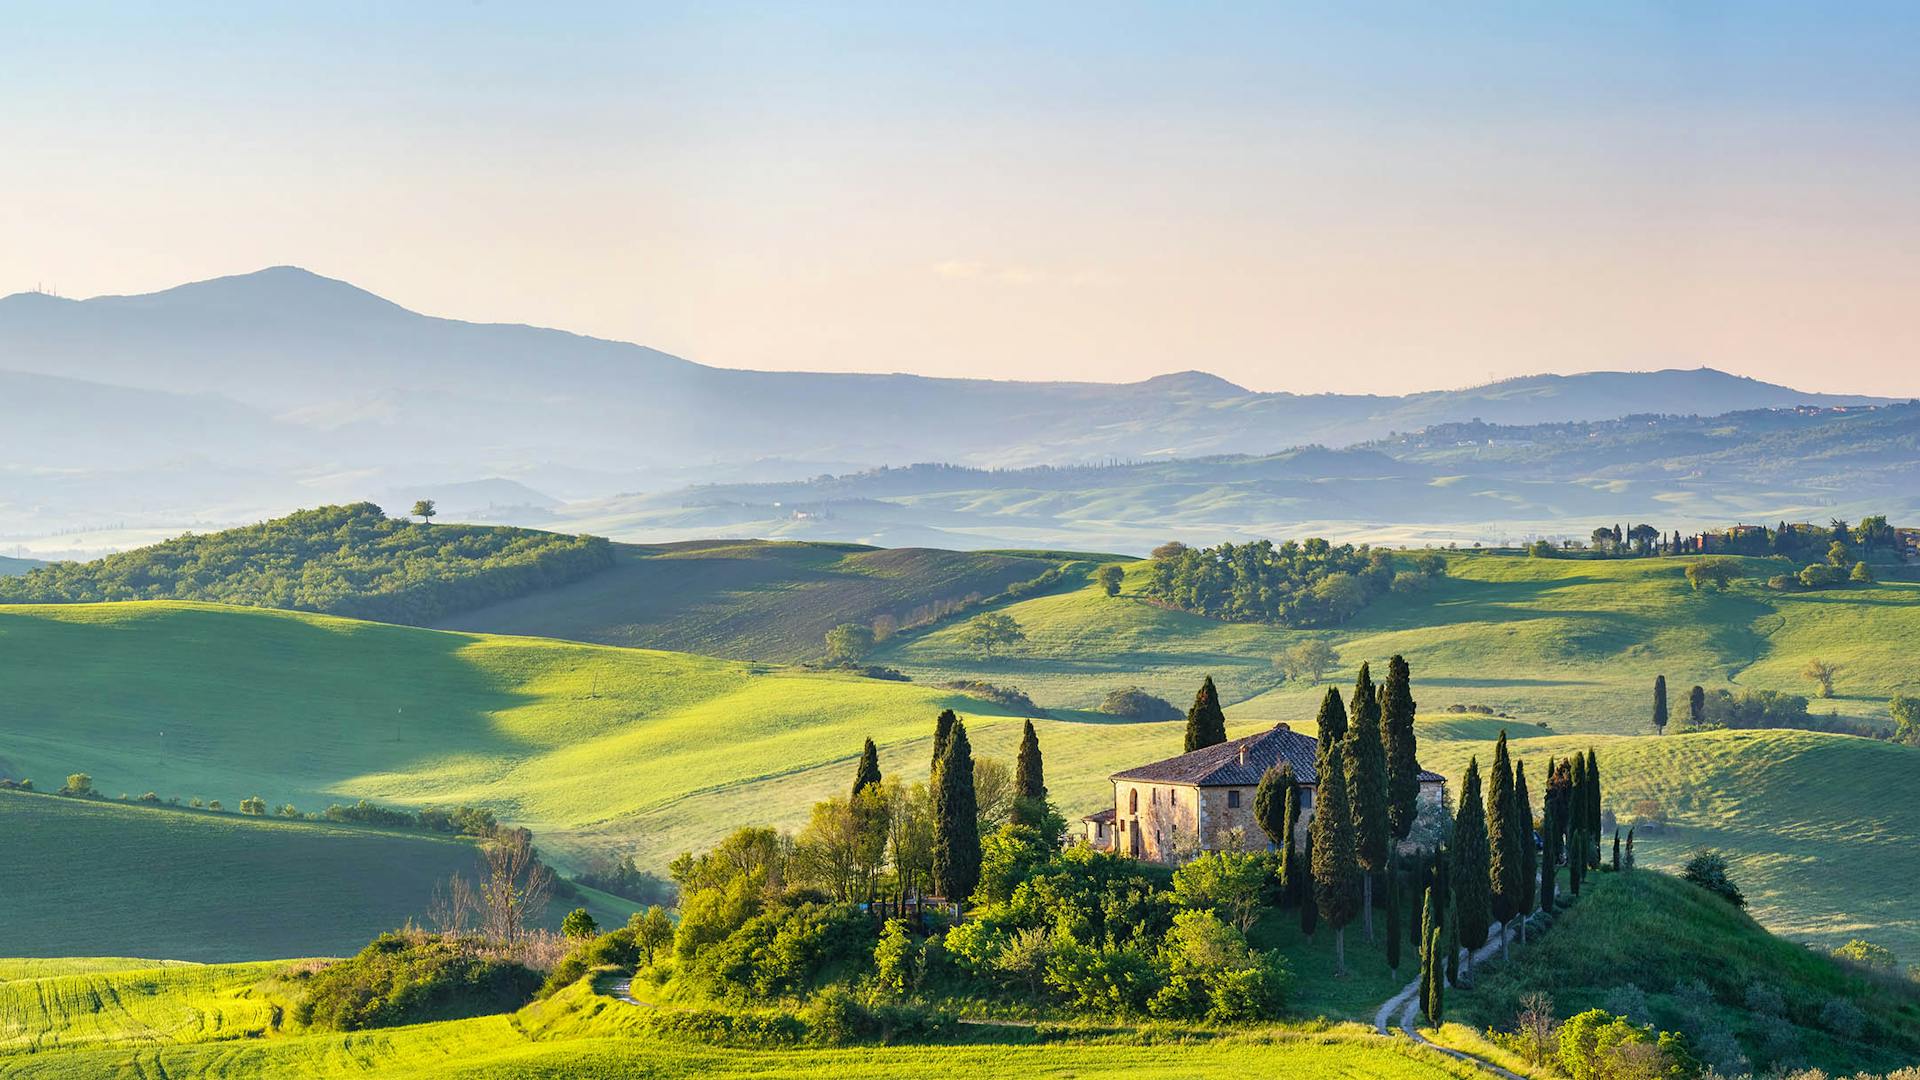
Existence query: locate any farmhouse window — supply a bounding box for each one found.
[1227,790,1241,808]
[1129,790,1138,813]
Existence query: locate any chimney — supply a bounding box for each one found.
[1236,744,1248,766]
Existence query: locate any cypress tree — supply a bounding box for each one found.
[1539,796,1558,912]
[932,709,956,776]
[1450,757,1491,952]
[1345,666,1390,941]
[1689,684,1706,729]
[1299,827,1317,937]
[1184,675,1228,752]
[1568,826,1585,895]
[1586,749,1603,867]
[1653,675,1668,735]
[1282,768,1302,901]
[1010,719,1046,827]
[931,717,981,902]
[1311,740,1361,975]
[851,737,882,798]
[1486,732,1522,958]
[1625,826,1635,870]
[1314,686,1348,761]
[1444,898,1460,985]
[1382,654,1421,842]
[1611,827,1621,872]
[1515,760,1537,940]
[1568,753,1588,860]
[1254,763,1294,852]
[1385,849,1403,973]
[1419,885,1440,1023]
[1426,925,1445,1024]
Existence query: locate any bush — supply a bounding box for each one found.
[693,901,876,1001]
[539,926,641,997]
[939,681,1048,718]
[561,908,599,940]
[1819,996,1866,1039]
[1681,850,1745,907]
[1099,687,1180,721]
[1830,938,1897,972]
[293,931,540,1031]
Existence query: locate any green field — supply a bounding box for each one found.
[0,969,1476,1080]
[435,540,1075,662]
[876,552,1920,732]
[0,791,636,961]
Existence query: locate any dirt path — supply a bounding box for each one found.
[607,977,646,1006]
[1374,916,1540,1080]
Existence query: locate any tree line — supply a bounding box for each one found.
[0,502,615,624]
[1142,538,1444,626]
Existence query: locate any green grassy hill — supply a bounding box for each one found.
[875,551,1920,733]
[434,539,1077,661]
[0,556,36,577]
[1413,726,1920,960]
[1455,871,1920,1075]
[0,790,643,961]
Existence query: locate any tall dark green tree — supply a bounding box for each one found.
[1382,654,1421,842]
[1184,675,1228,752]
[1585,748,1604,868]
[1689,684,1706,729]
[1311,740,1361,975]
[851,737,882,798]
[1486,732,1524,959]
[1568,753,1589,860]
[1254,763,1295,853]
[1539,791,1559,912]
[1010,719,1047,827]
[1514,760,1537,941]
[931,717,981,902]
[1345,667,1390,941]
[1450,757,1492,953]
[1299,827,1317,936]
[1419,885,1441,1023]
[1612,827,1621,871]
[932,709,957,776]
[1314,685,1348,760]
[1652,675,1669,735]
[1385,849,1403,973]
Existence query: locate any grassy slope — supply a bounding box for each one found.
[433,540,1070,662]
[0,557,35,577]
[1454,871,1920,1074]
[0,973,1475,1080]
[0,791,633,961]
[1414,727,1920,960]
[874,552,1920,732]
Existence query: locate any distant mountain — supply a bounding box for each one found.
[0,267,1894,540]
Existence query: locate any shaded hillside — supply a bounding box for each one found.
[0,791,636,962]
[0,556,38,577]
[434,539,1077,661]
[0,504,613,624]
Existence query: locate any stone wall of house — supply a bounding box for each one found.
[1111,776,1447,865]
[1113,779,1200,863]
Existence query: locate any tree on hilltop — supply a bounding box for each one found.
[1275,638,1339,686]
[825,623,876,663]
[1096,564,1125,596]
[1184,675,1228,752]
[1802,658,1840,699]
[957,612,1025,659]
[411,499,436,525]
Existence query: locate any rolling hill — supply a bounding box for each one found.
[0,791,632,962]
[435,540,1081,661]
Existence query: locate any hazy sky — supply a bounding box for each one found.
[4,2,1918,394]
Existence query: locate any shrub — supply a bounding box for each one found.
[1602,982,1651,1025]
[1819,996,1866,1039]
[293,931,540,1031]
[873,920,917,994]
[1744,980,1785,1016]
[60,773,94,797]
[1681,850,1744,907]
[539,926,640,997]
[938,681,1048,718]
[561,908,599,940]
[1099,687,1180,721]
[1831,938,1898,972]
[693,901,876,1001]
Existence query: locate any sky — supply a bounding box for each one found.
[3,2,1918,395]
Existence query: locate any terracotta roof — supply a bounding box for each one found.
[1110,722,1445,788]
[1082,807,1116,823]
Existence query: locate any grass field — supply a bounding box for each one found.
[434,540,1075,662]
[0,791,636,961]
[1452,871,1920,1075]
[0,969,1478,1080]
[875,552,1920,732]
[1413,727,1920,961]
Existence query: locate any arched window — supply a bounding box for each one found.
[1128,789,1138,813]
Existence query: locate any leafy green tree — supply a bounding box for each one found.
[1851,561,1875,583]
[1096,564,1125,596]
[1449,758,1491,952]
[825,623,876,663]
[1183,676,1228,752]
[411,499,436,525]
[1688,684,1706,729]
[851,737,881,798]
[1382,654,1420,842]
[1652,675,1667,735]
[1172,850,1267,933]
[1310,741,1361,975]
[931,717,981,902]
[240,795,266,816]
[1486,733,1523,957]
[957,612,1025,658]
[1344,663,1389,940]
[61,773,94,796]
[1802,658,1840,698]
[561,907,598,939]
[1275,639,1339,686]
[1891,694,1920,746]
[628,906,674,965]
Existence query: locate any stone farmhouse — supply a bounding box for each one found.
[1081,721,1446,863]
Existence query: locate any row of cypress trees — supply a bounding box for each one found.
[851,710,1052,904]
